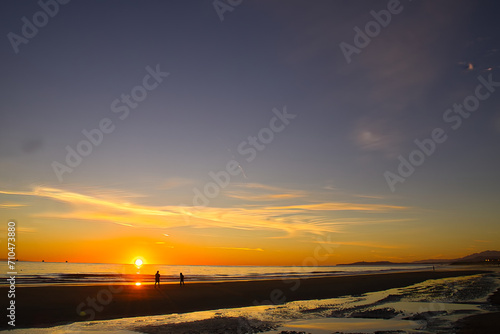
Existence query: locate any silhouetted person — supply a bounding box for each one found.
[433,266,435,271]
[180,272,185,286]
[155,271,160,287]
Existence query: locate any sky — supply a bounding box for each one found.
[1,0,499,265]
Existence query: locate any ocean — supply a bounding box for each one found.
[0,261,434,286]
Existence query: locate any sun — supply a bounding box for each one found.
[134,258,143,267]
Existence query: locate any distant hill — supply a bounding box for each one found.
[450,250,500,264]
[337,250,500,266]
[414,250,500,265]
[337,261,408,266]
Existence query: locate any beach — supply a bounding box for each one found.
[456,286,500,334]
[0,269,490,330]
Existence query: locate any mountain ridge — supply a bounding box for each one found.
[337,250,500,266]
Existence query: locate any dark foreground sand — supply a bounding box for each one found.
[456,286,500,334]
[0,270,489,329]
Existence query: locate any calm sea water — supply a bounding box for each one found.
[0,261,433,285]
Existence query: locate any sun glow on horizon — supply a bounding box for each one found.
[134,258,144,267]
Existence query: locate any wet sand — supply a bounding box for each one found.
[456,286,500,334]
[0,269,488,329]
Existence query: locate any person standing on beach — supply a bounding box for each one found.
[180,272,185,286]
[155,271,160,287]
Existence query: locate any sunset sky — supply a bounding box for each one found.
[1,0,499,265]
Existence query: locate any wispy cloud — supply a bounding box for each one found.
[225,183,305,201]
[352,194,386,200]
[0,187,178,217]
[209,247,264,252]
[265,202,406,212]
[353,117,404,157]
[0,186,410,237]
[232,183,292,192]
[17,227,37,233]
[0,203,26,208]
[160,177,195,190]
[226,192,302,201]
[113,222,135,227]
[325,241,402,250]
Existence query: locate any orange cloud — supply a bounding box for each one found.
[209,247,264,252]
[225,183,306,201]
[0,186,410,237]
[0,203,26,208]
[325,241,402,249]
[264,202,406,212]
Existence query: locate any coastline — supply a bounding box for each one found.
[0,269,488,329]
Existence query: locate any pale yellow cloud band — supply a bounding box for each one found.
[0,186,408,236]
